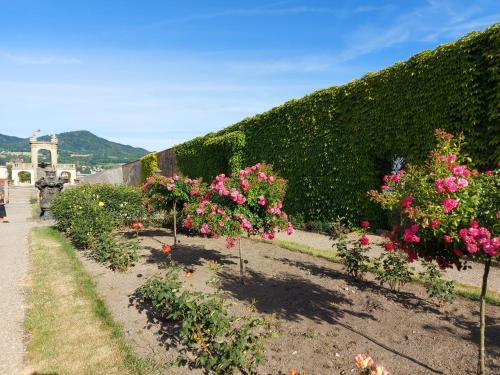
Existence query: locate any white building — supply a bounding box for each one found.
[0,166,7,180]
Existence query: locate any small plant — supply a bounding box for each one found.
[290,212,305,229]
[302,329,316,339]
[135,265,269,374]
[375,249,413,291]
[328,216,349,240]
[93,235,140,271]
[334,220,371,279]
[420,261,455,304]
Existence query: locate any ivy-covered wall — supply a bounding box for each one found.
[175,131,246,182]
[140,152,159,182]
[173,24,500,226]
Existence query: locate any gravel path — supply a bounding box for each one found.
[276,229,500,293]
[0,187,34,374]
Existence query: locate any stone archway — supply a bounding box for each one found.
[30,131,58,181]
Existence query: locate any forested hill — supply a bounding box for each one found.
[0,130,149,166]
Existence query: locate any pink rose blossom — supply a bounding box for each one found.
[200,223,210,235]
[429,219,441,229]
[442,198,458,213]
[401,195,413,208]
[257,195,266,206]
[240,179,250,192]
[469,220,479,228]
[466,243,479,253]
[257,172,267,181]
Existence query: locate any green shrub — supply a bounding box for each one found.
[52,183,146,249]
[173,24,500,227]
[136,265,268,374]
[420,261,455,304]
[140,152,159,183]
[94,235,140,271]
[290,212,305,229]
[334,233,370,279]
[375,251,414,291]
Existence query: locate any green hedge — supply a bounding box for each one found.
[140,152,158,182]
[52,183,146,248]
[173,24,500,226]
[174,131,245,182]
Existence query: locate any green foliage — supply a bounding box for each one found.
[52,183,146,249]
[289,212,305,228]
[174,131,246,182]
[94,235,140,271]
[140,152,159,183]
[334,234,370,279]
[173,25,500,227]
[135,265,268,374]
[375,251,414,291]
[420,261,456,304]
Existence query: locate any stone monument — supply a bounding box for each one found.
[35,168,64,220]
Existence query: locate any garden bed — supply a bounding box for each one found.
[76,228,500,374]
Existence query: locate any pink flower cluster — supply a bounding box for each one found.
[229,188,246,205]
[267,201,283,214]
[225,236,239,249]
[403,224,420,243]
[381,169,406,190]
[210,174,230,196]
[400,195,413,208]
[434,176,468,193]
[442,197,459,213]
[459,221,500,257]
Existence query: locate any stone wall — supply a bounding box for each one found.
[81,166,124,184]
[82,147,179,186]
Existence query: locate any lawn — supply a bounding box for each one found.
[24,227,155,375]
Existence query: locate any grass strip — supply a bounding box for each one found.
[251,237,500,306]
[26,227,155,374]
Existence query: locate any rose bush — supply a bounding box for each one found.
[369,129,499,374]
[183,163,293,281]
[141,174,206,244]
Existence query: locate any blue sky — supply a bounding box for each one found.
[0,0,498,151]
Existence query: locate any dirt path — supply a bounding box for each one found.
[77,229,500,374]
[276,229,500,293]
[0,187,34,374]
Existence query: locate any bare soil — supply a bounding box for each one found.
[76,228,500,375]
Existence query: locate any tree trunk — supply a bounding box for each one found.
[478,258,491,375]
[173,200,177,246]
[238,238,245,284]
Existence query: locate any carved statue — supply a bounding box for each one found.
[35,168,64,220]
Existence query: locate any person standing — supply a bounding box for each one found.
[0,191,7,223]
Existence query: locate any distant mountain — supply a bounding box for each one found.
[0,130,149,167]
